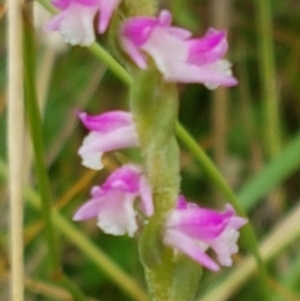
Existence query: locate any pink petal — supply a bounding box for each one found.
[97,0,121,33]
[45,13,64,32]
[176,195,188,210]
[157,10,172,26]
[52,0,98,10]
[167,201,246,245]
[79,125,138,152]
[141,26,189,73]
[164,229,220,272]
[121,17,158,47]
[78,110,134,132]
[164,199,247,270]
[139,175,154,216]
[187,29,228,65]
[161,61,238,88]
[73,198,104,220]
[120,37,148,69]
[90,185,104,197]
[51,0,71,10]
[75,0,99,7]
[102,164,142,193]
[167,27,192,39]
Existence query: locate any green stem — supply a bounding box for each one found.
[256,0,283,238]
[131,68,180,212]
[88,43,132,86]
[23,7,61,276]
[36,0,57,14]
[131,67,182,301]
[176,123,238,210]
[256,0,281,158]
[23,9,88,301]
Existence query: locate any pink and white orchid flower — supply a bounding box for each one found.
[46,0,121,46]
[73,164,153,237]
[120,10,238,89]
[164,196,247,271]
[78,110,138,170]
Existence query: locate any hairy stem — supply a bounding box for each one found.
[131,67,180,300]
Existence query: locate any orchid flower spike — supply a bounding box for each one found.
[121,10,238,89]
[164,196,247,271]
[73,164,153,237]
[78,110,139,170]
[46,0,121,46]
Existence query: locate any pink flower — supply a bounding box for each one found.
[46,0,121,46]
[120,10,238,89]
[164,196,247,271]
[73,164,153,237]
[78,110,138,170]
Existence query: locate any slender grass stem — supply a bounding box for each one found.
[7,0,25,298]
[237,41,263,173]
[54,213,149,301]
[23,7,88,301]
[25,278,73,301]
[36,0,56,14]
[210,0,231,182]
[256,0,281,158]
[256,0,284,240]
[23,7,61,276]
[88,44,132,86]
